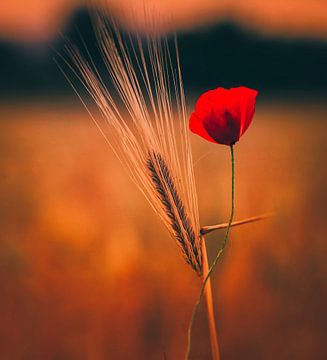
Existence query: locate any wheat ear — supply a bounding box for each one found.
[58,12,202,274]
[147,151,202,275]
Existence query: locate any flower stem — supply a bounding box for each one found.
[185,144,235,360]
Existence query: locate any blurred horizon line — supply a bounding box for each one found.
[1,9,327,100]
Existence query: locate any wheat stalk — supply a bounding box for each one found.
[57,10,223,359]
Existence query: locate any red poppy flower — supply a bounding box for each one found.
[189,86,258,145]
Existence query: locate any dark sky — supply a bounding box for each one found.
[0,8,326,99]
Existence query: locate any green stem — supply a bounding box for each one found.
[185,144,235,360]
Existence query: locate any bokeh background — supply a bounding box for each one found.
[0,1,326,359]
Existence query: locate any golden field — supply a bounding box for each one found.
[0,100,326,359]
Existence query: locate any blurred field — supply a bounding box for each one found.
[0,100,326,359]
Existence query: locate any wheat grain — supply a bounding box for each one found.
[147,151,201,274]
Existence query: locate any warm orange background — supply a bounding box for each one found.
[0,1,326,359]
[1,101,326,359]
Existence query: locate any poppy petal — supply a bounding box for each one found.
[189,112,217,144]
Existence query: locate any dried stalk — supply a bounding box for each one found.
[201,212,276,235]
[201,237,220,360]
